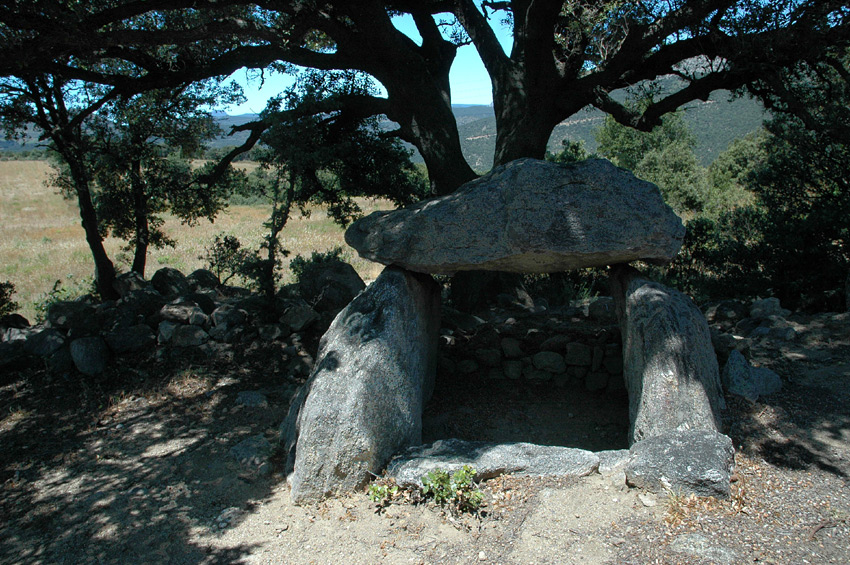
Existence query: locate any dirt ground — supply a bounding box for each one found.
[1,311,849,564]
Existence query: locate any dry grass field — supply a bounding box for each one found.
[0,160,388,320]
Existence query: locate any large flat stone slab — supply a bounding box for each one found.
[280,266,441,504]
[387,438,600,486]
[345,158,684,274]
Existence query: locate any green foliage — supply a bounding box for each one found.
[421,465,484,515]
[237,168,292,306]
[523,269,606,307]
[289,247,345,286]
[0,281,18,317]
[200,234,252,286]
[596,110,712,215]
[32,277,93,323]
[546,139,590,164]
[657,105,850,310]
[257,69,428,226]
[367,482,400,508]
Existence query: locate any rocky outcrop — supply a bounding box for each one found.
[610,266,726,444]
[345,158,684,274]
[281,266,441,504]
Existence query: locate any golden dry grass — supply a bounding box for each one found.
[0,160,389,320]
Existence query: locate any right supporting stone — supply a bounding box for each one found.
[610,265,726,444]
[611,266,733,497]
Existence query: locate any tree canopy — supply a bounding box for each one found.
[1,1,848,195]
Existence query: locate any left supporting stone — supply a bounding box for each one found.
[281,266,441,504]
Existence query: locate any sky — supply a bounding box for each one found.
[226,13,514,115]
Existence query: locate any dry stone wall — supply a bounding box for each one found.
[437,301,625,398]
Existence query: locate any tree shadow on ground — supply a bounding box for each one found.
[0,342,302,564]
[728,380,850,479]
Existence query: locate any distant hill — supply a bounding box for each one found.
[452,91,766,172]
[4,81,766,170]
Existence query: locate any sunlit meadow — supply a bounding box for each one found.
[0,160,389,320]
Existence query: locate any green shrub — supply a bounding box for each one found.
[200,233,251,285]
[289,247,346,286]
[421,465,484,515]
[32,277,94,323]
[0,281,18,317]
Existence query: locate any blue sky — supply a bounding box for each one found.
[226,13,513,114]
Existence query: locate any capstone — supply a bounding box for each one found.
[345,158,684,274]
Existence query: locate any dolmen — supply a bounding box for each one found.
[281,158,734,504]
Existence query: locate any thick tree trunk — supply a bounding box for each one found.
[130,158,148,277]
[68,161,119,300]
[386,75,478,196]
[492,91,560,166]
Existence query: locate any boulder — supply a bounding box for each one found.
[0,313,30,330]
[279,300,319,333]
[23,329,66,357]
[345,158,684,274]
[158,320,179,344]
[104,325,156,354]
[387,439,599,486]
[749,297,790,319]
[721,350,782,402]
[159,303,208,326]
[171,325,209,348]
[584,296,618,324]
[151,267,190,297]
[182,292,218,315]
[112,271,148,298]
[70,337,110,376]
[46,300,96,332]
[610,266,725,444]
[210,304,247,329]
[294,258,365,312]
[532,351,566,373]
[281,266,440,504]
[186,269,220,292]
[625,429,735,498]
[117,287,165,319]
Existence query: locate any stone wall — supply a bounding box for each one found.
[437,298,625,398]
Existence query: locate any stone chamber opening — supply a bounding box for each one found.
[422,299,630,453]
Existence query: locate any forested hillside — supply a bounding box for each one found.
[3,88,765,172]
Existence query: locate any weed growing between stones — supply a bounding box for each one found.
[421,466,484,516]
[367,466,485,518]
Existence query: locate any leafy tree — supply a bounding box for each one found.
[596,109,707,214]
[659,48,850,309]
[75,82,244,277]
[239,69,427,307]
[704,130,765,216]
[0,74,122,298]
[546,139,590,164]
[1,1,847,194]
[0,281,18,317]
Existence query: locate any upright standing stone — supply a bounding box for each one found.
[610,266,725,444]
[281,266,441,504]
